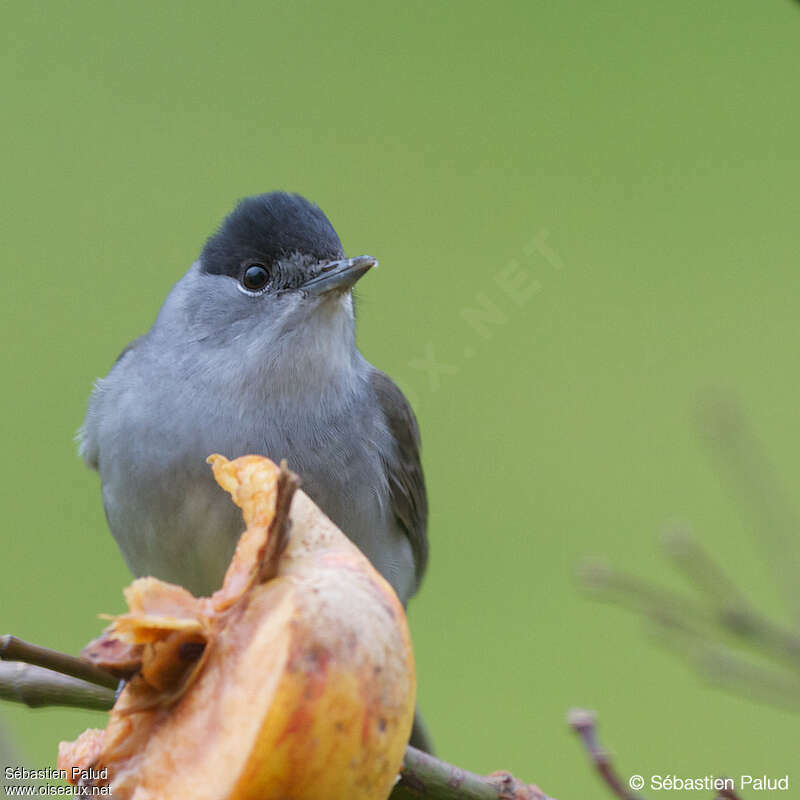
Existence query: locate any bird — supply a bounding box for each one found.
[80,192,433,751]
[80,192,428,612]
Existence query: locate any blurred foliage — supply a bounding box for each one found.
[2,1,800,796]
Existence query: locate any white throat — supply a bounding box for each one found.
[248,293,361,412]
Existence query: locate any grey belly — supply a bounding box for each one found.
[103,448,415,604]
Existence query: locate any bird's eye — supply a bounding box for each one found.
[241,264,270,291]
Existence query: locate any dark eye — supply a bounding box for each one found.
[241,264,270,291]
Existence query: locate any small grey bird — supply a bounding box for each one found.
[80,192,427,610]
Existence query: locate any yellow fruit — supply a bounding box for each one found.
[59,455,416,800]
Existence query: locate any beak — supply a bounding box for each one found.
[302,255,377,296]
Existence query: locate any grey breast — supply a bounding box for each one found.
[82,342,418,604]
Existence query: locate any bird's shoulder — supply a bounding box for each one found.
[367,368,429,588]
[111,335,144,367]
[79,336,145,470]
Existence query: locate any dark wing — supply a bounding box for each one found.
[369,369,429,592]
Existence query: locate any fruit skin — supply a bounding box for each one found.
[59,455,416,800]
[230,549,414,800]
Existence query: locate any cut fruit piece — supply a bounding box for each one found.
[59,455,416,800]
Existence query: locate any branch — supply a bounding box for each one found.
[715,783,744,800]
[567,710,641,800]
[1,635,553,800]
[568,710,743,800]
[0,661,114,711]
[1,635,119,690]
[391,746,553,799]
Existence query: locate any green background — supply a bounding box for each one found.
[2,1,799,795]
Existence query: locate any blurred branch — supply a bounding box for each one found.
[579,398,800,710]
[696,393,800,624]
[572,400,800,796]
[661,527,800,664]
[580,549,800,710]
[0,635,554,800]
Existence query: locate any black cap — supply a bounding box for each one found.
[200,192,345,278]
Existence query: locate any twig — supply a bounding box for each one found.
[569,710,747,800]
[1,635,119,690]
[0,662,114,710]
[0,637,553,800]
[567,709,642,800]
[391,745,553,799]
[715,780,743,800]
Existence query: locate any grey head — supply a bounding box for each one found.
[117,191,388,422]
[160,193,377,384]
